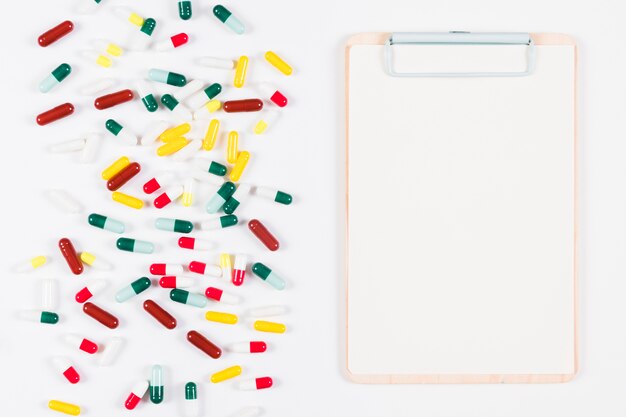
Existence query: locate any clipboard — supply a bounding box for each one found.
[345,32,578,384]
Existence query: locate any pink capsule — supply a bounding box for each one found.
[153,185,184,209]
[150,263,184,275]
[52,357,80,384]
[178,237,215,251]
[205,287,241,304]
[232,254,247,286]
[188,261,222,277]
[260,83,288,107]
[158,276,194,288]
[125,380,149,410]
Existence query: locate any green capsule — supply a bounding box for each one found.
[39,63,72,93]
[161,94,180,111]
[256,186,293,205]
[213,5,245,35]
[223,184,251,215]
[206,182,236,214]
[170,289,207,307]
[208,161,227,176]
[105,119,123,135]
[178,0,192,20]
[150,365,164,404]
[204,83,222,99]
[149,69,187,86]
[115,277,151,302]
[40,311,60,324]
[140,18,156,36]
[275,191,293,205]
[116,237,155,254]
[155,217,194,233]
[185,382,197,400]
[88,213,125,233]
[252,262,286,290]
[21,310,59,324]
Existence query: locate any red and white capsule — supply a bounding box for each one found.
[237,377,273,390]
[232,254,247,286]
[178,237,215,251]
[158,276,194,288]
[155,32,189,51]
[52,357,80,384]
[75,280,107,303]
[63,334,99,354]
[205,287,241,304]
[227,341,267,353]
[125,380,149,410]
[143,172,175,194]
[150,263,184,275]
[188,261,222,277]
[153,185,184,208]
[259,83,288,107]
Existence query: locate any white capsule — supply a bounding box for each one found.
[40,279,58,310]
[253,110,279,135]
[80,132,102,164]
[13,256,48,273]
[44,189,83,214]
[141,120,171,146]
[174,79,204,102]
[51,357,78,382]
[116,127,138,146]
[237,378,271,391]
[190,168,225,186]
[79,78,117,95]
[226,342,259,353]
[200,217,230,231]
[152,264,184,275]
[246,305,288,318]
[97,337,124,366]
[80,252,114,270]
[187,120,209,141]
[231,406,263,417]
[171,102,193,122]
[198,56,236,70]
[173,139,202,162]
[48,138,86,153]
[19,310,57,323]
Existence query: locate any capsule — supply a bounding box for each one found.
[79,78,117,95]
[211,365,242,383]
[246,305,288,318]
[116,277,151,302]
[52,357,80,384]
[144,300,177,330]
[150,263,184,275]
[150,365,164,404]
[131,17,156,51]
[265,51,293,76]
[198,56,235,69]
[149,69,186,86]
[224,99,263,113]
[226,131,238,163]
[248,219,280,251]
[227,341,267,353]
[48,138,85,153]
[97,337,123,366]
[36,103,74,125]
[154,185,184,208]
[182,178,194,207]
[83,302,119,329]
[48,400,80,416]
[201,215,238,231]
[253,110,279,134]
[154,219,192,235]
[205,311,238,325]
[205,287,240,304]
[170,289,207,308]
[13,255,47,273]
[159,122,191,142]
[176,237,213,251]
[193,99,222,119]
[187,330,221,358]
[75,280,107,303]
[156,32,188,51]
[259,83,288,107]
[191,168,225,186]
[19,310,59,324]
[125,380,149,410]
[107,162,141,191]
[105,119,137,145]
[159,276,194,288]
[80,132,102,164]
[95,89,134,110]
[94,39,124,56]
[39,63,72,93]
[184,382,199,417]
[40,279,57,310]
[232,254,247,286]
[114,6,144,26]
[157,137,190,156]
[88,213,125,233]
[45,189,82,213]
[238,377,273,390]
[143,172,175,194]
[81,50,112,68]
[213,5,244,34]
[112,191,144,209]
[229,151,250,182]
[102,156,130,180]
[221,184,251,215]
[255,186,292,205]
[136,80,158,112]
[161,94,192,120]
[116,237,154,254]
[206,181,236,213]
[172,139,201,162]
[254,320,286,333]
[59,237,83,275]
[198,160,227,177]
[80,252,113,270]
[200,119,219,151]
[187,83,222,109]
[220,253,232,282]
[38,20,74,47]
[64,334,99,354]
[141,121,170,146]
[252,262,286,290]
[188,261,222,277]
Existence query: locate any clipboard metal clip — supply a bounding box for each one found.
[384,31,536,77]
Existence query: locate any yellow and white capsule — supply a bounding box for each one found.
[182,178,195,207]
[211,365,242,383]
[14,256,47,273]
[113,6,144,27]
[81,50,112,68]
[220,253,232,282]
[80,252,113,271]
[254,111,279,135]
[93,40,124,57]
[193,100,222,120]
[205,311,238,325]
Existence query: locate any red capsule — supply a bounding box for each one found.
[36,103,74,126]
[143,178,161,194]
[63,366,81,384]
[248,219,280,251]
[171,32,189,48]
[79,338,99,354]
[38,20,74,47]
[223,99,264,113]
[250,341,267,353]
[270,91,288,107]
[58,237,83,275]
[83,302,119,329]
[94,89,134,110]
[107,162,141,191]
[143,299,177,329]
[255,377,273,389]
[187,330,222,359]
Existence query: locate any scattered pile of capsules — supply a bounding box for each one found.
[24,1,295,416]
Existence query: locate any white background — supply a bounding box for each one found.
[0,0,624,416]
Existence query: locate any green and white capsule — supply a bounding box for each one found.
[184,382,199,417]
[201,214,238,230]
[88,213,125,233]
[136,80,158,112]
[252,262,286,290]
[155,217,194,233]
[169,289,207,308]
[213,5,245,35]
[117,238,154,254]
[161,94,192,121]
[223,184,251,214]
[194,159,227,176]
[19,310,59,324]
[150,365,164,404]
[39,63,71,93]
[174,79,204,102]
[178,0,192,20]
[149,68,187,86]
[116,277,151,302]
[206,182,236,214]
[105,119,137,145]
[187,83,222,110]
[130,17,156,51]
[255,186,292,205]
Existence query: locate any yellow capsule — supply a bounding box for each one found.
[227,131,239,164]
[233,55,248,88]
[101,156,130,180]
[229,151,250,182]
[203,119,220,151]
[79,252,96,265]
[129,13,144,27]
[265,51,293,76]
[159,123,191,142]
[48,400,81,416]
[157,137,190,156]
[96,54,112,68]
[254,120,268,135]
[106,43,123,57]
[211,365,242,383]
[112,192,144,209]
[254,320,286,334]
[205,311,238,325]
[30,255,47,269]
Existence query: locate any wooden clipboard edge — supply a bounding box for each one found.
[343,32,579,384]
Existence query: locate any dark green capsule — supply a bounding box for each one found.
[222,197,240,214]
[213,5,231,23]
[203,83,222,99]
[220,214,238,228]
[150,365,164,404]
[41,311,60,324]
[140,18,156,36]
[170,288,189,304]
[52,63,72,82]
[106,119,123,136]
[161,94,180,111]
[208,161,227,176]
[185,382,197,400]
[142,94,158,112]
[275,191,293,205]
[155,218,194,233]
[178,0,192,20]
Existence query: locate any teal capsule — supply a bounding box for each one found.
[169,289,207,308]
[155,218,194,233]
[213,5,245,35]
[150,365,164,404]
[116,237,154,254]
[39,63,71,93]
[115,277,151,302]
[206,182,236,214]
[252,262,286,290]
[178,0,192,20]
[88,213,125,233]
[148,68,187,86]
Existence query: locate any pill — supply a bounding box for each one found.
[172,139,202,162]
[200,119,220,151]
[247,305,288,317]
[63,334,98,354]
[265,51,293,76]
[102,156,130,180]
[182,178,194,207]
[114,6,144,26]
[259,82,288,107]
[20,310,59,324]
[155,218,193,233]
[116,277,151,302]
[170,289,208,308]
[211,365,242,383]
[112,192,144,209]
[40,279,58,310]
[125,380,149,410]
[136,80,158,112]
[95,89,134,110]
[88,213,125,233]
[174,79,204,102]
[187,330,222,358]
[233,55,250,87]
[156,32,189,51]
[255,186,293,204]
[39,63,71,93]
[224,99,263,113]
[44,189,83,213]
[48,138,85,153]
[200,215,238,231]
[150,263,184,275]
[105,119,137,145]
[205,287,241,304]
[107,162,141,191]
[205,311,238,325]
[161,94,192,120]
[213,5,245,34]
[141,120,170,146]
[80,252,113,270]
[252,262,286,290]
[227,341,267,353]
[188,261,222,277]
[48,400,80,416]
[117,238,154,254]
[150,365,164,404]
[220,253,232,282]
[253,110,279,134]
[154,185,184,208]
[184,382,199,417]
[13,255,47,273]
[52,357,80,384]
[187,83,222,110]
[198,159,227,176]
[97,337,123,366]
[75,280,107,303]
[143,299,177,330]
[248,219,280,251]
[232,254,247,286]
[226,131,239,163]
[206,182,236,213]
[83,302,119,329]
[38,20,74,47]
[36,103,74,125]
[254,320,286,333]
[93,39,124,56]
[229,151,250,182]
[81,50,112,68]
[198,56,235,69]
[193,99,222,119]
[79,78,117,95]
[131,18,156,51]
[144,172,175,194]
[238,377,273,390]
[191,168,225,185]
[159,276,194,288]
[223,184,251,214]
[80,132,102,164]
[149,68,187,86]
[59,237,83,275]
[157,137,190,156]
[159,122,191,142]
[177,237,214,251]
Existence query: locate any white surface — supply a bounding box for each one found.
[348,43,575,376]
[0,0,624,416]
